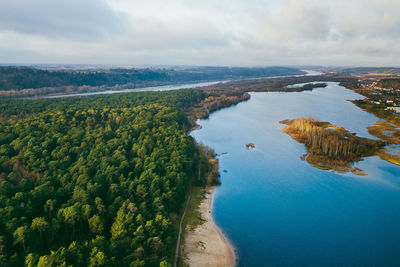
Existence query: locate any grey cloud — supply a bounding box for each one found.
[0,0,126,40]
[0,0,399,66]
[249,0,331,44]
[123,18,230,50]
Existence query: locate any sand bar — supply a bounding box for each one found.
[183,187,235,267]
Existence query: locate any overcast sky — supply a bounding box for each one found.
[0,0,399,66]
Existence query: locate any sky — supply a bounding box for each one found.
[0,0,399,66]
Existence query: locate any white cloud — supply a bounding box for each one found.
[0,0,399,66]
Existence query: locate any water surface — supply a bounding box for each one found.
[191,82,400,266]
[28,70,322,99]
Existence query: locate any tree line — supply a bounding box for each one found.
[0,66,302,93]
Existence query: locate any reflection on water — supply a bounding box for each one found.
[191,82,400,266]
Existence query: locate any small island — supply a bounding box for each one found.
[246,143,255,149]
[280,118,386,175]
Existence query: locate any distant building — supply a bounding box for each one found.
[386,107,400,113]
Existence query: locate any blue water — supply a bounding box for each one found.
[191,82,400,266]
[28,70,321,99]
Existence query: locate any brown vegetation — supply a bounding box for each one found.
[185,75,350,131]
[246,143,255,149]
[367,121,400,144]
[186,91,250,130]
[200,75,354,94]
[367,121,400,165]
[377,78,400,90]
[336,67,400,79]
[353,100,400,127]
[281,118,386,174]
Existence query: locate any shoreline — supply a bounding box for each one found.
[181,72,331,266]
[183,186,236,267]
[209,187,238,267]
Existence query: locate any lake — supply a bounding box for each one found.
[191,82,400,266]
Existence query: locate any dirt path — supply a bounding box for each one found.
[174,185,192,267]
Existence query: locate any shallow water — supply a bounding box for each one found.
[191,82,400,266]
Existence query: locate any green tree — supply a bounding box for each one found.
[37,255,49,267]
[160,260,170,267]
[31,217,48,247]
[61,206,78,238]
[82,204,91,221]
[0,235,5,263]
[89,247,107,267]
[25,253,39,267]
[0,89,205,266]
[88,215,103,234]
[45,199,56,219]
[13,226,27,252]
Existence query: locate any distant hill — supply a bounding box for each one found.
[338,67,400,78]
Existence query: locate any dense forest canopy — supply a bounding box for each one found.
[0,89,208,266]
[0,66,303,92]
[0,67,168,90]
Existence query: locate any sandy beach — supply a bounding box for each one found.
[183,187,235,267]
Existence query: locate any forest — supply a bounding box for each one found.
[0,66,303,98]
[0,67,167,90]
[0,89,214,266]
[200,75,356,93]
